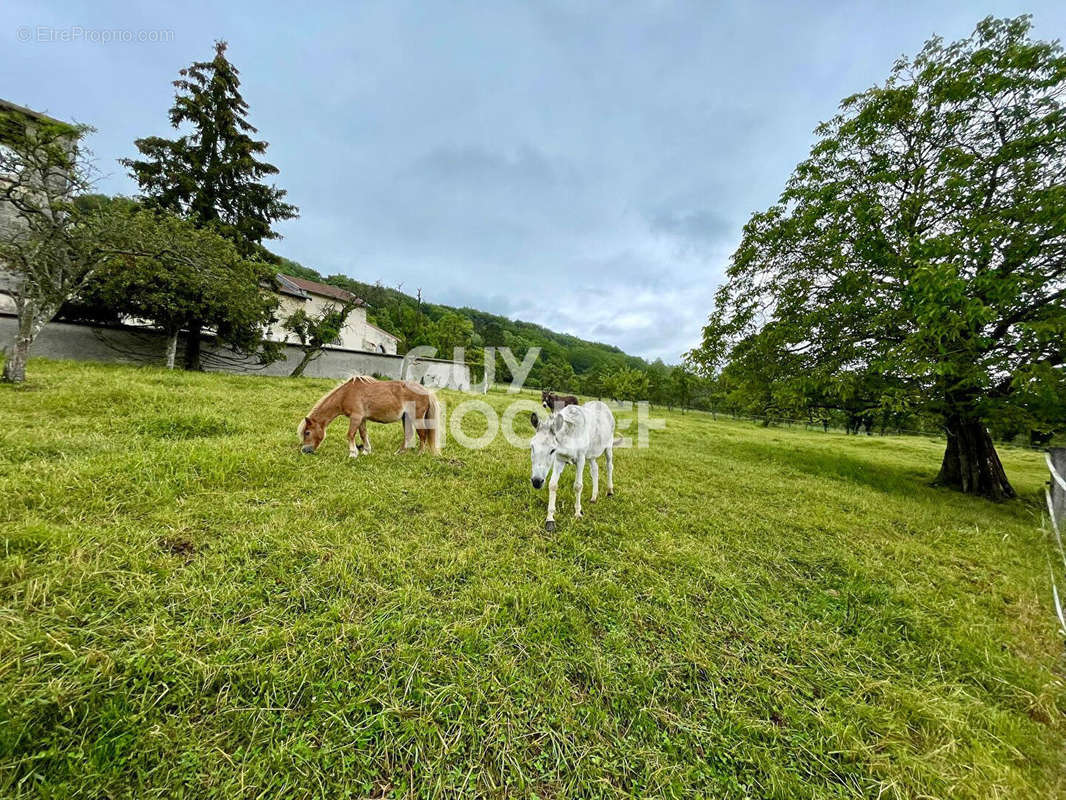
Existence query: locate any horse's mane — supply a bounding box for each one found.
[299,375,377,435]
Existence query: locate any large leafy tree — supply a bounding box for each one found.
[75,199,281,370]
[431,311,475,355]
[603,367,650,404]
[0,114,156,383]
[690,17,1066,500]
[1,110,89,383]
[540,358,578,393]
[122,41,296,368]
[671,363,694,412]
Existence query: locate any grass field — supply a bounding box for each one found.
[1,359,1063,799]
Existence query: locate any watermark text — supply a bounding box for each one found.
[17,25,175,44]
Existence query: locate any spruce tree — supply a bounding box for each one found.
[122,41,297,368]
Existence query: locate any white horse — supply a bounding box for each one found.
[529,401,616,531]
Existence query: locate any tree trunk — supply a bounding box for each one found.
[184,323,203,371]
[164,328,179,369]
[2,332,31,383]
[289,347,319,377]
[2,301,50,384]
[934,418,1016,500]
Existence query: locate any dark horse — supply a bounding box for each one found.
[542,389,579,412]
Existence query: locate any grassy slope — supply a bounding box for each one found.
[0,360,1062,799]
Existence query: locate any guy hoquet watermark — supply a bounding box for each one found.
[17,26,175,44]
[397,345,667,451]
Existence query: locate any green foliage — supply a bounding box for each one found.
[540,358,578,393]
[600,366,650,403]
[0,111,97,318]
[282,301,359,377]
[121,41,297,257]
[670,363,695,410]
[690,16,1066,497]
[0,121,200,382]
[429,311,475,355]
[274,256,321,282]
[0,360,1062,797]
[74,198,281,368]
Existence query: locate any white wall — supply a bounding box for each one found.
[0,281,401,355]
[0,313,468,388]
[0,280,14,314]
[271,293,398,354]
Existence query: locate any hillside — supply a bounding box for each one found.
[1,360,1062,798]
[276,257,656,387]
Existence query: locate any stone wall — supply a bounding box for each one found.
[0,313,471,390]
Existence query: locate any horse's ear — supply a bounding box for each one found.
[530,412,539,430]
[552,414,567,434]
[304,416,312,426]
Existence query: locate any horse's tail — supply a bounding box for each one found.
[425,391,442,453]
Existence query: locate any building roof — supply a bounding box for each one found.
[0,98,74,130]
[274,273,311,299]
[278,273,365,305]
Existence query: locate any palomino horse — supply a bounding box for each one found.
[298,376,441,457]
[529,401,616,531]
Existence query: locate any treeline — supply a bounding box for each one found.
[707,361,1061,446]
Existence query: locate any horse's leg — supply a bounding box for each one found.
[416,404,429,452]
[359,421,371,454]
[397,406,416,453]
[347,415,362,458]
[546,458,563,532]
[606,446,614,496]
[589,457,599,503]
[573,453,585,519]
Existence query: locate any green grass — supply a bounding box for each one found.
[1,359,1062,799]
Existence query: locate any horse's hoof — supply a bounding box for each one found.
[607,491,614,497]
[545,520,556,532]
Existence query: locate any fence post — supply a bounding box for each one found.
[1048,448,1066,530]
[1045,448,1066,635]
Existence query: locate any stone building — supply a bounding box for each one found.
[271,274,400,354]
[0,98,77,314]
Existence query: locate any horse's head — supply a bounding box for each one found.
[529,410,564,488]
[541,389,553,409]
[298,416,325,454]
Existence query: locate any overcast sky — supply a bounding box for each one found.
[3,1,1064,361]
